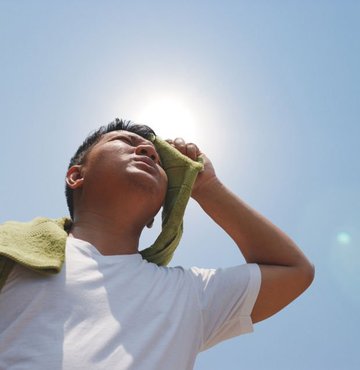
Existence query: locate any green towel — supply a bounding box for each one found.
[0,137,203,291]
[0,217,71,291]
[141,135,204,264]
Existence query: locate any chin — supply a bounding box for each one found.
[131,180,166,204]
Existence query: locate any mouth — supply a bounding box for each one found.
[134,156,157,171]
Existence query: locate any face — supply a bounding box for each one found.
[73,130,168,213]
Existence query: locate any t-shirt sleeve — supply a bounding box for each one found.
[189,263,261,351]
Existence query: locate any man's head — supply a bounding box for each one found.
[65,118,167,221]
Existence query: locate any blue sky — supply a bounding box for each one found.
[1,1,359,369]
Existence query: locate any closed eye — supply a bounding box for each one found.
[112,136,133,145]
[122,138,133,145]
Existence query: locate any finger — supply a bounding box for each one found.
[185,143,199,160]
[174,137,186,154]
[165,139,175,148]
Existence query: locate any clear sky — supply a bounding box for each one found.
[1,1,359,369]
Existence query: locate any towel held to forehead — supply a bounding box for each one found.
[141,135,204,264]
[0,136,204,291]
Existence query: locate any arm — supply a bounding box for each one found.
[168,138,315,324]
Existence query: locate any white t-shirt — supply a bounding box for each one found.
[0,237,261,370]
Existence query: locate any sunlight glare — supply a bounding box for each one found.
[137,97,198,141]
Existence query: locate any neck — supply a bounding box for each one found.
[70,210,144,256]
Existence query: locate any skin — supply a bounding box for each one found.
[67,131,314,324]
[66,131,168,256]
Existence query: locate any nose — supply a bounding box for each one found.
[135,143,160,163]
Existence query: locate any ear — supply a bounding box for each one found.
[66,165,84,189]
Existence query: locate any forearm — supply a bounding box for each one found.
[169,138,314,322]
[193,177,311,269]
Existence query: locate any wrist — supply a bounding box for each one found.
[192,176,223,202]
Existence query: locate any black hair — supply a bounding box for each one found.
[65,118,156,220]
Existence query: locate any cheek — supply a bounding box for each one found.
[90,148,128,172]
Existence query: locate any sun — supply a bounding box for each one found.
[136,96,198,141]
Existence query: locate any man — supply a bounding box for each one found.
[0,119,314,369]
